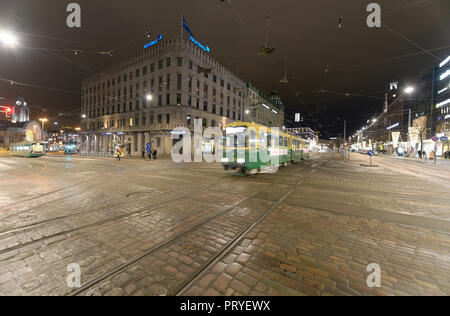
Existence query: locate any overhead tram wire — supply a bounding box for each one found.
[382,23,442,63]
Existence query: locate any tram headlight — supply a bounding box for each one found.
[237,158,245,164]
[221,158,229,163]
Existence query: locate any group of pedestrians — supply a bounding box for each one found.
[113,148,158,162]
[142,149,157,160]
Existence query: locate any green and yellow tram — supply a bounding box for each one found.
[222,122,309,174]
[10,142,46,157]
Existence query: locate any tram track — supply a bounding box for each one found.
[0,160,107,210]
[66,157,327,296]
[0,172,247,256]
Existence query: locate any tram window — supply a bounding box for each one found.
[284,138,288,147]
[279,136,283,147]
[249,130,257,148]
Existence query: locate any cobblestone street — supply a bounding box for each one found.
[0,153,449,296]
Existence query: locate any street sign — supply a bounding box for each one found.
[146,142,151,152]
[368,150,375,157]
[440,136,448,142]
[432,136,439,142]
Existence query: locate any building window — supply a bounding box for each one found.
[167,57,171,67]
[211,120,216,127]
[157,138,161,147]
[188,77,192,92]
[177,74,182,91]
[151,63,155,72]
[166,93,170,105]
[177,93,182,105]
[167,75,171,90]
[203,101,208,112]
[166,113,170,124]
[136,69,140,78]
[158,94,162,106]
[158,60,163,70]
[188,95,192,107]
[220,107,223,116]
[177,57,183,67]
[143,66,147,75]
[212,104,216,114]
[150,114,154,124]
[158,114,162,123]
[189,60,193,70]
[159,77,163,92]
[202,118,207,127]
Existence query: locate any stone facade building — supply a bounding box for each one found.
[81,38,250,156]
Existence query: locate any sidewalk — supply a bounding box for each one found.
[384,154,450,166]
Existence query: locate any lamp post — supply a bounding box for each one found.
[0,30,18,48]
[39,118,48,131]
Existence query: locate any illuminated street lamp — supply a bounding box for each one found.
[81,114,87,119]
[39,118,48,131]
[75,127,81,131]
[146,94,153,101]
[404,86,415,94]
[0,30,18,48]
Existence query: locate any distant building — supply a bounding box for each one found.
[244,84,284,128]
[434,54,450,153]
[12,97,30,123]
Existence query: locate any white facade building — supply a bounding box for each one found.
[81,38,249,156]
[245,83,284,128]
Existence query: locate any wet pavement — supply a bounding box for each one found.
[0,153,449,296]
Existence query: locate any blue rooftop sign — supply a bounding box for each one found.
[144,35,163,49]
[190,36,210,53]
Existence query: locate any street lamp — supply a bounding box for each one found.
[404,86,415,94]
[81,114,87,119]
[39,118,48,131]
[0,30,18,48]
[146,94,153,101]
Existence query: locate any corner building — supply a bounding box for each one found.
[81,38,249,156]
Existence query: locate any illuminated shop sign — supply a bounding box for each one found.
[387,122,400,130]
[438,87,448,95]
[440,69,450,81]
[440,55,450,68]
[144,35,163,49]
[437,98,450,108]
[190,36,210,53]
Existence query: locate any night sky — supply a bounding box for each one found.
[0,0,449,137]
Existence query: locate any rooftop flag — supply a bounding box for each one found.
[182,16,195,37]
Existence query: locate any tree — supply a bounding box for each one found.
[412,116,427,154]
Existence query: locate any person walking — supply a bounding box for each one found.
[142,150,146,160]
[152,149,158,160]
[148,149,152,160]
[116,149,121,162]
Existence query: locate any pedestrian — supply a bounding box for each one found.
[142,150,146,160]
[152,149,158,160]
[430,151,435,160]
[116,149,121,162]
[148,149,152,160]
